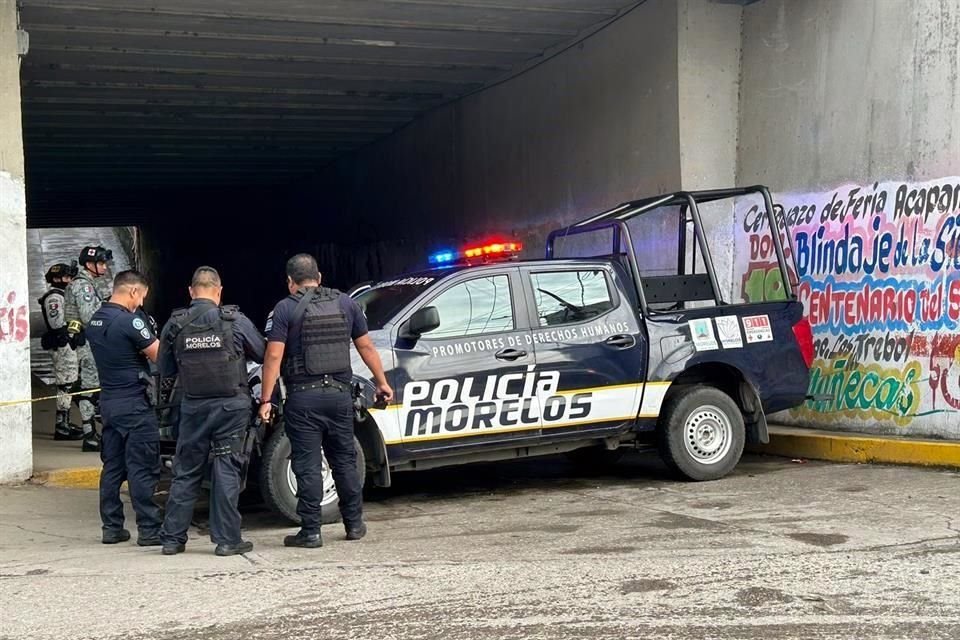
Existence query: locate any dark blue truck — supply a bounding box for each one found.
[162,186,813,524]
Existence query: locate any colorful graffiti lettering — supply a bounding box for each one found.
[735,177,960,430]
[796,358,923,427]
[0,290,29,344]
[742,263,786,303]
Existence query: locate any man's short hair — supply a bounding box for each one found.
[286,253,320,285]
[114,270,149,290]
[191,266,222,289]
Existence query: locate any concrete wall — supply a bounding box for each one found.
[737,0,960,438]
[0,0,31,482]
[294,0,683,285]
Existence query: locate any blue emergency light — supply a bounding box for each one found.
[428,250,459,265]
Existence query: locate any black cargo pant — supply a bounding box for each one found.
[285,387,360,533]
[160,395,250,546]
[99,395,162,537]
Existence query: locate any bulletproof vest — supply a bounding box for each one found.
[282,287,351,379]
[171,304,247,399]
[38,288,64,331]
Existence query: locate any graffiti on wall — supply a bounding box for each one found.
[736,177,960,431]
[0,290,29,344]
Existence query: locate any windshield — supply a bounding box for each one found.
[353,276,437,329]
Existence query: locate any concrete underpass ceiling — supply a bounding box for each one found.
[18,0,641,220]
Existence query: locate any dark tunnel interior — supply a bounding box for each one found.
[18,0,639,326]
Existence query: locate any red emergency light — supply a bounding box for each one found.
[463,242,523,259]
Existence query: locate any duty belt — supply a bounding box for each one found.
[288,376,349,394]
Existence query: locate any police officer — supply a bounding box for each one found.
[258,254,393,548]
[86,270,163,545]
[158,267,266,557]
[39,262,84,441]
[64,245,115,452]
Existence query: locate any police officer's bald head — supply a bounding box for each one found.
[286,254,320,287]
[189,266,222,304]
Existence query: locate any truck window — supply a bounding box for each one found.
[354,279,435,330]
[425,275,514,339]
[530,270,614,327]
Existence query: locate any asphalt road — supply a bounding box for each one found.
[2,452,960,640]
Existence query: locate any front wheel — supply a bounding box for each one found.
[259,422,366,525]
[658,385,745,481]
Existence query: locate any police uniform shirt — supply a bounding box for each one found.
[86,302,156,400]
[266,289,367,384]
[158,299,266,380]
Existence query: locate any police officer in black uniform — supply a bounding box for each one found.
[158,267,266,557]
[86,270,163,545]
[259,254,393,548]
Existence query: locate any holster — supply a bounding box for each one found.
[138,370,157,407]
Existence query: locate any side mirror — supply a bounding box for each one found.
[401,306,440,340]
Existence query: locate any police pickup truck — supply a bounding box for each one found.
[162,186,813,524]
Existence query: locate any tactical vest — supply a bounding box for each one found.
[38,288,64,332]
[38,288,67,350]
[171,304,247,399]
[282,287,351,380]
[64,270,101,326]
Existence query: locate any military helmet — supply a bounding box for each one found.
[79,245,113,266]
[44,262,78,284]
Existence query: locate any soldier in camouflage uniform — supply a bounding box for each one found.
[39,262,84,441]
[64,245,115,452]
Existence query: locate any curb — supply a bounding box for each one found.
[29,426,960,488]
[752,426,960,469]
[33,467,102,489]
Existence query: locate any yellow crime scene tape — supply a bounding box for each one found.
[0,388,102,408]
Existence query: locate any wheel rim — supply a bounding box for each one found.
[683,404,733,465]
[285,453,339,507]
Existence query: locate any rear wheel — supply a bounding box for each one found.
[658,385,745,481]
[259,422,366,525]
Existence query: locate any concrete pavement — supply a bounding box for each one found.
[2,452,960,639]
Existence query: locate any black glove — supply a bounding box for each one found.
[41,328,71,350]
[69,331,86,349]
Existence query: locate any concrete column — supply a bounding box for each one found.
[0,0,31,483]
[676,0,744,300]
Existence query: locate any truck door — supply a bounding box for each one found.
[392,268,542,455]
[520,264,648,441]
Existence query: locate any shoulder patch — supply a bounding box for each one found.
[140,328,152,340]
[132,318,146,330]
[265,311,274,333]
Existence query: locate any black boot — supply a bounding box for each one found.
[215,540,254,556]
[283,530,322,548]
[345,522,367,541]
[54,411,84,441]
[82,422,101,452]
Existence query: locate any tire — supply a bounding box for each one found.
[565,446,625,468]
[259,422,366,525]
[658,385,745,481]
